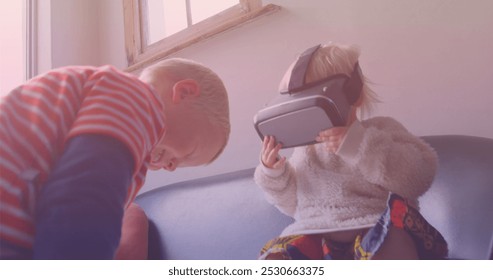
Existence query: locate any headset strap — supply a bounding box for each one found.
[285,44,363,105]
[287,44,321,92]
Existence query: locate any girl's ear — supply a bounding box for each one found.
[353,92,364,107]
[171,79,200,104]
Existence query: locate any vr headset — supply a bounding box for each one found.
[253,44,363,148]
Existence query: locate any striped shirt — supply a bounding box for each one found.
[0,65,166,250]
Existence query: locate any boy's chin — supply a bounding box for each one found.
[148,164,161,171]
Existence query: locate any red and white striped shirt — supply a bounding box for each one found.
[0,65,166,249]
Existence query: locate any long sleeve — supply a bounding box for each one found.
[33,134,134,259]
[337,117,438,200]
[254,161,298,217]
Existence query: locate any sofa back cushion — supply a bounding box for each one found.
[419,135,493,260]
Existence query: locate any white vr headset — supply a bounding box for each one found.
[253,44,363,148]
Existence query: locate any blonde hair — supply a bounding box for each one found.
[140,58,230,162]
[304,43,379,118]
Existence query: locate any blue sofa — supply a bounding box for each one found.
[135,135,493,260]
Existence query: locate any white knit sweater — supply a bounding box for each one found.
[254,117,438,237]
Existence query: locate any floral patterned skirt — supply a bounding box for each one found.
[259,194,448,260]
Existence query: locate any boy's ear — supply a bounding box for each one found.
[171,79,200,104]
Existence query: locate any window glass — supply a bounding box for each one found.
[147,0,188,44]
[146,0,238,45]
[190,0,237,24]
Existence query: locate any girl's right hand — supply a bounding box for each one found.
[260,136,286,169]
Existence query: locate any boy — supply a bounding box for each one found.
[0,58,230,259]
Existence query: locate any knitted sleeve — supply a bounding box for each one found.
[253,161,298,217]
[337,117,438,200]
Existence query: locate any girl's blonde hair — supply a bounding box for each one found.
[140,58,230,161]
[304,43,379,118]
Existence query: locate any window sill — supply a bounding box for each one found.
[124,3,281,73]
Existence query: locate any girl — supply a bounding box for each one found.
[255,43,447,260]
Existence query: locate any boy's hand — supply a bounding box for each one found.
[261,136,286,169]
[316,126,348,153]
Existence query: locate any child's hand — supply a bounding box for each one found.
[316,126,348,153]
[261,136,286,169]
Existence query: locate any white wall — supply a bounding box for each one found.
[0,1,24,96]
[44,0,493,194]
[37,0,122,72]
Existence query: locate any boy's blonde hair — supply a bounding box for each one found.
[140,58,230,162]
[304,43,379,118]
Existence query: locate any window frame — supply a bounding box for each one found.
[123,0,280,72]
[25,0,37,79]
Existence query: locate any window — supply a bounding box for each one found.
[146,0,239,44]
[123,0,280,72]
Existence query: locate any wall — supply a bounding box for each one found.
[37,0,122,73]
[0,1,24,96]
[44,0,493,193]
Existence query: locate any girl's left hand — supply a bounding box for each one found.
[316,126,348,153]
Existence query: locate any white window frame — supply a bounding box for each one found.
[25,0,38,79]
[123,0,280,72]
